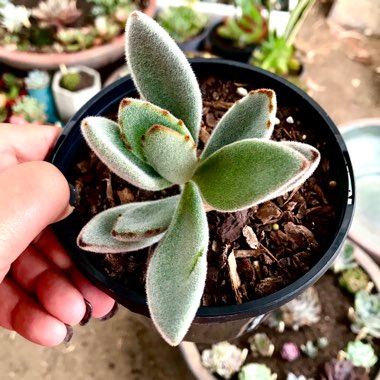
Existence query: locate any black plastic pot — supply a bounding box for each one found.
[206,21,267,63]
[50,59,355,343]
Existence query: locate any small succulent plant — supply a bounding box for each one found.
[0,2,31,33]
[156,5,208,44]
[300,340,318,358]
[60,71,81,92]
[286,374,313,380]
[238,363,276,380]
[94,16,121,41]
[344,341,378,369]
[322,359,368,380]
[56,27,96,52]
[281,342,300,362]
[332,241,357,273]
[88,0,135,17]
[339,268,369,294]
[217,0,267,47]
[11,96,47,124]
[248,333,275,358]
[25,70,50,90]
[202,342,248,380]
[280,286,322,331]
[32,0,82,30]
[350,290,380,338]
[77,11,320,345]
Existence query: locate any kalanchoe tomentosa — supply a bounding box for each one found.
[77,11,321,346]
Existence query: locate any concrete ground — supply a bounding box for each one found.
[0,2,379,380]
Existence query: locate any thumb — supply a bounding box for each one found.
[0,161,73,282]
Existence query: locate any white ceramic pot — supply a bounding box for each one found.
[52,65,101,122]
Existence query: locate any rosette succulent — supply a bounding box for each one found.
[77,12,320,345]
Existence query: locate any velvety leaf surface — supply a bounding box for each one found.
[193,139,308,212]
[118,98,189,161]
[142,125,198,184]
[81,116,171,191]
[275,141,321,194]
[146,181,208,346]
[125,11,202,143]
[113,195,180,241]
[77,205,165,253]
[201,89,277,159]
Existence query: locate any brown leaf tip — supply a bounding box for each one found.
[160,109,169,117]
[255,89,275,112]
[267,120,272,129]
[121,98,132,107]
[184,135,191,141]
[177,120,184,126]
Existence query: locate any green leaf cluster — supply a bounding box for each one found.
[78,11,320,346]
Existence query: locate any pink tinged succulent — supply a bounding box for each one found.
[281,342,301,362]
[77,11,321,346]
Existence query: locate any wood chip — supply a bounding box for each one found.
[242,225,259,249]
[234,249,261,258]
[103,177,115,207]
[117,188,135,204]
[199,125,211,144]
[227,252,243,304]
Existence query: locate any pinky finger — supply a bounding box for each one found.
[0,278,69,347]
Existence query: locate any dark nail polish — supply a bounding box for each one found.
[64,324,73,343]
[99,302,119,321]
[79,299,92,326]
[69,184,77,207]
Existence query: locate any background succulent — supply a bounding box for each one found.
[156,5,208,44]
[25,70,50,90]
[217,0,267,47]
[0,2,31,33]
[350,290,380,338]
[60,71,81,92]
[344,341,378,369]
[32,0,82,30]
[77,11,320,345]
[238,363,276,380]
[11,96,47,123]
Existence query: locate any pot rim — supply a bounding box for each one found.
[51,58,355,320]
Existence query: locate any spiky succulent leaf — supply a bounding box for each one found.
[193,139,308,212]
[81,117,171,191]
[142,125,198,184]
[118,98,189,161]
[146,181,208,346]
[275,141,320,194]
[125,11,202,143]
[202,89,277,160]
[77,205,165,253]
[113,195,180,241]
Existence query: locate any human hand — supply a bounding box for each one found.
[0,123,117,346]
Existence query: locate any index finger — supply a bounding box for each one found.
[0,123,62,172]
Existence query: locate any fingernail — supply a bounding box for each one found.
[64,324,73,344]
[69,184,77,207]
[99,302,119,321]
[79,299,92,326]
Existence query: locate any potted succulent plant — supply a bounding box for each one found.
[50,12,354,346]
[0,0,157,70]
[156,1,209,51]
[250,0,315,77]
[52,65,101,122]
[25,69,59,123]
[206,0,268,62]
[179,240,380,380]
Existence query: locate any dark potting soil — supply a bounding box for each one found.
[69,75,339,307]
[59,71,95,92]
[197,272,380,380]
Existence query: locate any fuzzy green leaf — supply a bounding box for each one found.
[193,139,308,212]
[81,116,171,191]
[77,205,165,253]
[146,181,208,346]
[118,98,189,161]
[276,141,320,194]
[201,89,277,160]
[142,125,198,184]
[125,11,202,143]
[113,195,180,241]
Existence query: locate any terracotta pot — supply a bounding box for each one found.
[50,59,355,344]
[0,0,156,71]
[179,241,380,380]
